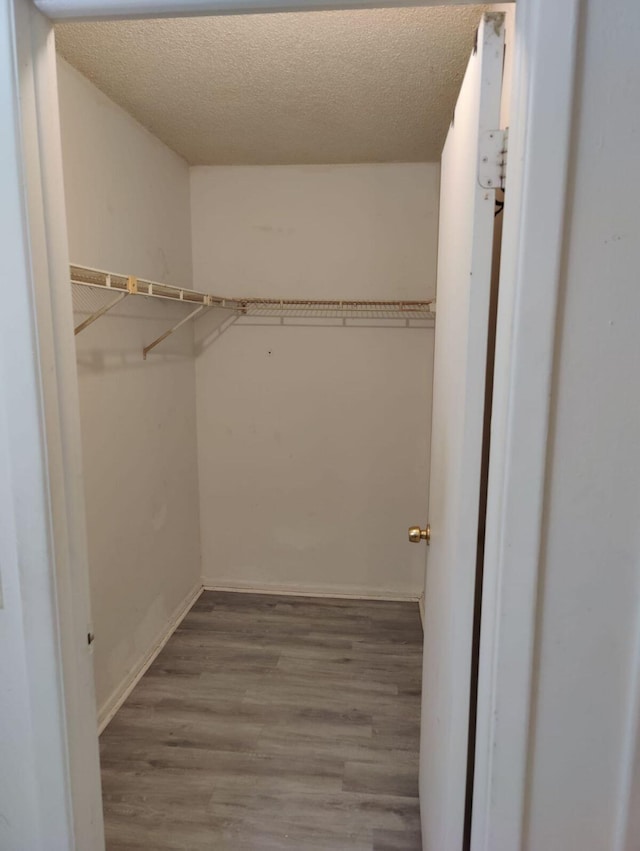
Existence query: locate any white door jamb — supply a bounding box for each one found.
[471,3,581,849]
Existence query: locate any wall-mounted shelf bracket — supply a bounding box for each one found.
[74,285,128,336]
[142,302,209,360]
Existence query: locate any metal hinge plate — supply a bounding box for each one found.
[478,128,508,190]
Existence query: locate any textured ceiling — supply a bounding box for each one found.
[55,6,487,165]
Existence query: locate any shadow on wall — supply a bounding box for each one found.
[73,294,196,372]
[193,304,434,357]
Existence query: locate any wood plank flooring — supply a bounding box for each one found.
[100,591,423,850]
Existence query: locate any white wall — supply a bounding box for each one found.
[191,164,437,598]
[191,164,439,300]
[523,2,640,848]
[57,57,201,721]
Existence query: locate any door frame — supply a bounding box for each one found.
[0,1,578,848]
[471,2,580,848]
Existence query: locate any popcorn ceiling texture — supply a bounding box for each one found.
[55,6,487,165]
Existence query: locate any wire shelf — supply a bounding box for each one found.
[241,301,434,320]
[69,263,435,354]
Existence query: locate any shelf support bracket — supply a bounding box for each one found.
[74,290,128,336]
[142,302,208,359]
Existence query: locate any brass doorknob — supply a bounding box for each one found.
[408,524,430,544]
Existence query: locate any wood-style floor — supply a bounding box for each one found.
[100,591,423,850]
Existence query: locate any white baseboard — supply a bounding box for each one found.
[201,576,421,603]
[97,582,202,734]
[419,594,425,630]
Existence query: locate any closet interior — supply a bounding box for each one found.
[52,5,508,848]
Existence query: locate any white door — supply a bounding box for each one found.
[418,13,505,851]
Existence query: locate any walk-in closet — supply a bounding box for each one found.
[49,4,512,848]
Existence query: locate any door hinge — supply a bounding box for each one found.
[478,128,508,190]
